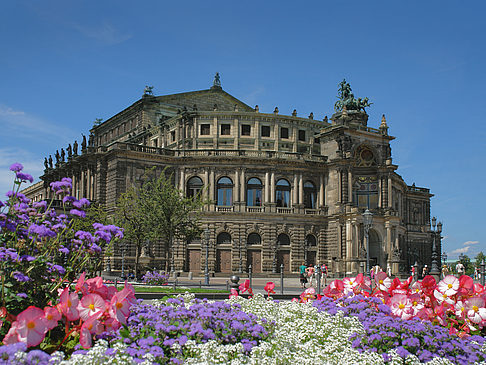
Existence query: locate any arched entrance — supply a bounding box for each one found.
[216,232,232,273]
[276,233,291,273]
[246,233,262,273]
[368,229,384,270]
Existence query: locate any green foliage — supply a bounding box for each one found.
[115,167,206,276]
[475,251,485,267]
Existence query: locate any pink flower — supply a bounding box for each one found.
[79,312,103,349]
[59,288,79,321]
[239,279,253,296]
[434,288,455,305]
[109,287,131,325]
[75,272,88,295]
[409,293,424,316]
[78,293,106,321]
[388,294,413,320]
[44,306,61,330]
[300,287,316,303]
[375,272,392,292]
[465,297,486,324]
[342,276,359,294]
[229,289,239,299]
[85,277,108,299]
[15,306,48,347]
[264,282,275,296]
[437,275,459,296]
[455,300,467,319]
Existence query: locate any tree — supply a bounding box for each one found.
[115,167,205,278]
[475,251,485,267]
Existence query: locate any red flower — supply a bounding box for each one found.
[264,282,275,296]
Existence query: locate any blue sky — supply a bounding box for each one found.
[1,1,485,261]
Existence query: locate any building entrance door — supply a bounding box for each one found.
[216,249,232,273]
[307,251,316,266]
[188,249,201,273]
[277,250,290,273]
[247,250,261,273]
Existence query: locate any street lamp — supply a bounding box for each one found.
[441,252,447,266]
[238,238,243,274]
[272,240,278,274]
[362,209,373,277]
[303,237,309,265]
[430,217,442,279]
[204,228,210,286]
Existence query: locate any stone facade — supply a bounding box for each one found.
[27,80,437,276]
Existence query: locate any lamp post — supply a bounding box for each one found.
[204,228,210,286]
[362,209,373,277]
[272,240,278,274]
[238,238,243,274]
[441,252,447,266]
[430,217,442,280]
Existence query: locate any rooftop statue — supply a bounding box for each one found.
[213,72,221,88]
[144,85,154,96]
[334,79,372,113]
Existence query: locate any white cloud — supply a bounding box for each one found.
[0,105,75,146]
[72,22,132,45]
[449,246,471,255]
[463,241,479,246]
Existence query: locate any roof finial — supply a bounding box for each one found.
[212,72,222,90]
[380,114,389,135]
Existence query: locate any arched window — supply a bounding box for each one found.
[277,233,290,245]
[276,179,290,207]
[304,181,317,209]
[247,177,262,206]
[306,234,317,247]
[186,176,203,198]
[217,177,233,206]
[353,176,378,209]
[247,233,261,245]
[217,232,232,245]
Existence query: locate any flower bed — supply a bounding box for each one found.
[141,271,169,286]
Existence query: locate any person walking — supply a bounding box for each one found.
[320,263,328,286]
[455,262,465,277]
[299,262,307,289]
[307,264,315,287]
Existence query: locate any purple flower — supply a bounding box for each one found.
[90,244,102,253]
[16,172,33,183]
[47,263,66,275]
[59,246,69,254]
[12,271,30,282]
[32,200,47,210]
[28,223,56,238]
[17,293,28,299]
[20,255,35,262]
[69,209,86,218]
[73,198,90,208]
[9,163,23,172]
[62,195,76,204]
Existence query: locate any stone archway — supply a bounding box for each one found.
[368,229,385,270]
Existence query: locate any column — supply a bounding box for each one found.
[386,223,392,257]
[354,223,360,258]
[265,171,270,203]
[346,221,353,260]
[86,168,91,200]
[293,174,298,205]
[319,175,324,207]
[254,120,260,150]
[348,170,353,204]
[378,176,382,208]
[180,168,185,193]
[337,170,342,203]
[234,170,239,203]
[270,172,275,203]
[292,127,297,153]
[204,169,210,205]
[240,169,245,204]
[234,118,239,149]
[299,173,304,205]
[209,169,215,201]
[388,175,393,208]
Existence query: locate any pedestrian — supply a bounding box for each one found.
[320,263,328,286]
[455,262,465,277]
[370,265,375,281]
[307,264,315,287]
[474,266,479,281]
[422,265,428,278]
[299,261,307,289]
[386,263,392,277]
[441,265,449,279]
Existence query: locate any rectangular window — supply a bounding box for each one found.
[241,124,251,136]
[298,130,306,141]
[261,125,271,137]
[281,127,289,139]
[171,131,176,142]
[221,124,231,135]
[200,124,210,135]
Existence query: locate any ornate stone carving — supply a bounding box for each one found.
[334,79,372,113]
